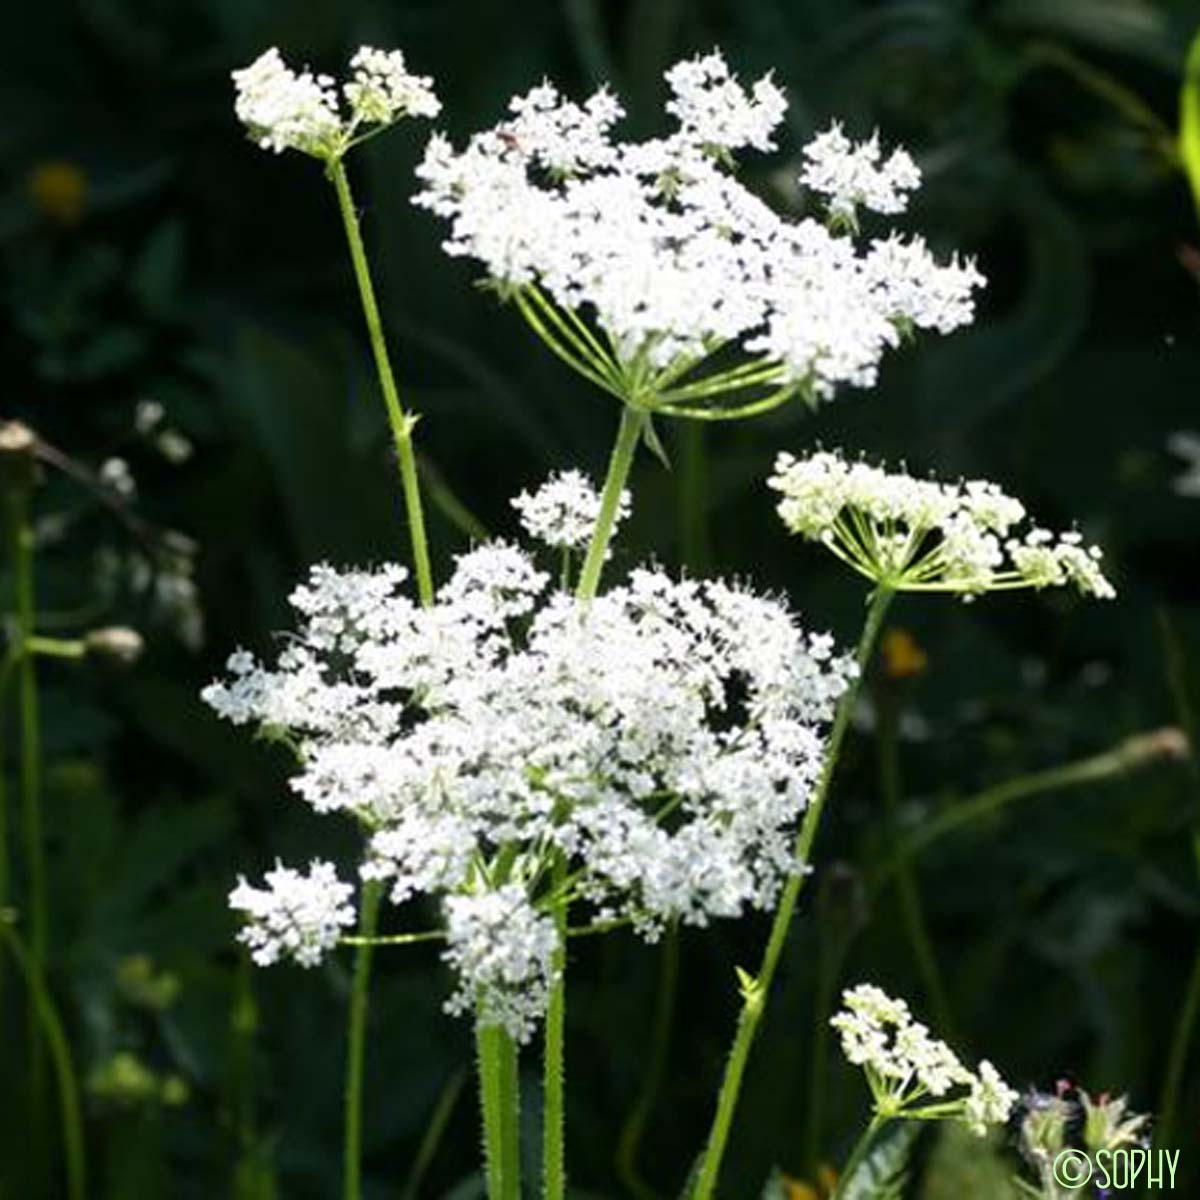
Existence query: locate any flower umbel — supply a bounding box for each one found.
[832,983,1019,1135]
[206,535,855,1039]
[229,860,356,968]
[769,450,1115,599]
[232,46,439,161]
[512,469,630,553]
[413,50,983,417]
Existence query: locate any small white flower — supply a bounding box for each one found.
[800,123,921,226]
[229,860,356,967]
[512,469,629,552]
[413,50,982,407]
[769,450,1115,599]
[232,48,341,157]
[206,524,856,1034]
[833,983,1017,1135]
[99,457,136,499]
[964,1060,1020,1136]
[442,884,558,1043]
[232,45,439,160]
[344,46,441,126]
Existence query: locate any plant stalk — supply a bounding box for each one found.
[477,1019,522,1200]
[575,406,646,602]
[543,857,568,1200]
[1,916,85,1200]
[344,880,382,1200]
[691,588,894,1199]
[330,158,434,607]
[830,1115,887,1200]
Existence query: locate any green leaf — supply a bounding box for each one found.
[642,416,672,469]
[1181,24,1200,221]
[840,1122,921,1200]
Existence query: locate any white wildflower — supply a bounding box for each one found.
[833,983,1017,1135]
[229,860,355,967]
[965,1060,1021,1136]
[768,450,1115,599]
[413,50,982,407]
[442,885,558,1042]
[800,122,921,226]
[344,46,440,126]
[99,457,136,500]
[205,531,855,1033]
[233,45,438,161]
[512,470,630,552]
[232,48,341,157]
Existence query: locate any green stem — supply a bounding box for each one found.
[616,925,679,1200]
[402,1068,466,1200]
[690,588,894,1200]
[879,698,952,1034]
[0,649,17,1015]
[873,730,1183,892]
[543,858,568,1200]
[575,406,646,602]
[329,158,434,607]
[477,1019,522,1200]
[344,880,382,1200]
[830,1115,887,1200]
[1,916,85,1200]
[7,485,47,1114]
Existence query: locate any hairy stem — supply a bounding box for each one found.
[344,880,381,1200]
[543,858,568,1200]
[576,406,646,602]
[477,1020,522,1200]
[330,158,434,607]
[691,588,894,1200]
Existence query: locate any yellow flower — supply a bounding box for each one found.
[880,627,928,680]
[28,161,88,226]
[780,1165,838,1199]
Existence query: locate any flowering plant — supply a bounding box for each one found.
[212,41,1124,1200]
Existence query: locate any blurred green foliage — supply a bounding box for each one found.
[1,0,1199,1196]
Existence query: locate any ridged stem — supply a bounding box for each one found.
[329,158,434,607]
[343,880,382,1200]
[691,588,894,1199]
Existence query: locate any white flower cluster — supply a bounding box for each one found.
[232,46,439,159]
[413,50,983,400]
[799,122,921,226]
[768,450,1115,599]
[442,885,558,1042]
[229,860,356,967]
[205,540,854,1037]
[511,470,630,552]
[832,984,1019,1136]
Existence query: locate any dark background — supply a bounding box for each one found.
[2,0,1199,1196]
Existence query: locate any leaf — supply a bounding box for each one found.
[1181,24,1200,222]
[642,416,672,469]
[839,1122,921,1200]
